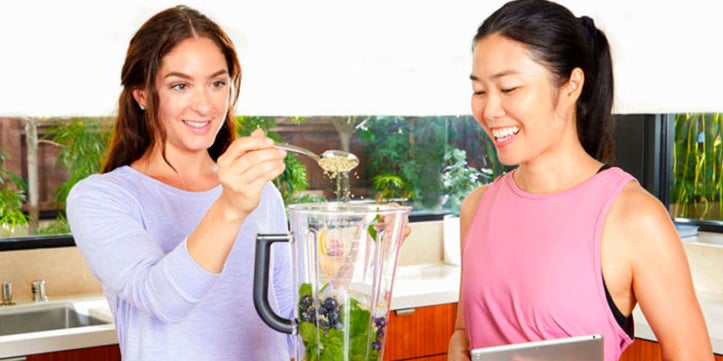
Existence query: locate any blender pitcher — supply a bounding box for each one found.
[254,202,411,361]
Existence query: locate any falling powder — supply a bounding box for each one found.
[318,157,359,179]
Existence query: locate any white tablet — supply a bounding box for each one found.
[470,334,604,361]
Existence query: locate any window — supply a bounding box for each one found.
[669,113,723,231]
[2,112,721,244]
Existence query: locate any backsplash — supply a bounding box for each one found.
[0,247,102,302]
[397,220,445,266]
[2,224,715,302]
[683,233,723,295]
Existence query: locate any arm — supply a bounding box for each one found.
[187,129,287,272]
[67,130,287,322]
[609,184,713,360]
[448,185,488,361]
[67,177,218,322]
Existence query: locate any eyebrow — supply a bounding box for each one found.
[164,69,228,79]
[469,70,518,82]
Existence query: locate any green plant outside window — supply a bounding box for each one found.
[6,112,721,240]
[670,113,723,224]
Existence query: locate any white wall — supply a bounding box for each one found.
[1,0,721,117]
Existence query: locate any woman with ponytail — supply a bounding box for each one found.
[448,1,713,360]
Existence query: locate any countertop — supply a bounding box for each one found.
[1,262,721,358]
[632,291,723,353]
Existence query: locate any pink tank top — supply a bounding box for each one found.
[462,167,635,361]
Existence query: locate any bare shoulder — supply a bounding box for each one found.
[458,184,490,244]
[606,181,678,251]
[460,185,490,221]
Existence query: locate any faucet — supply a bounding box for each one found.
[32,280,48,302]
[1,282,15,305]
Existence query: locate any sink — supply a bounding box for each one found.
[0,303,111,336]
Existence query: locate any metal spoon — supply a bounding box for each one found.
[274,142,359,172]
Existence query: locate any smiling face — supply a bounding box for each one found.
[135,36,231,157]
[470,33,575,167]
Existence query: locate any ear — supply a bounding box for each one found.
[132,88,147,110]
[564,67,584,101]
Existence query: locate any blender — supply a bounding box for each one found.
[254,202,411,361]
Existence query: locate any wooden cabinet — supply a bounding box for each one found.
[26,344,120,361]
[618,339,662,361]
[383,302,457,361]
[619,338,722,361]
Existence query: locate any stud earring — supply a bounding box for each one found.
[139,104,145,111]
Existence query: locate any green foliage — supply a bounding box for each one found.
[357,116,417,205]
[358,116,504,211]
[297,283,378,361]
[671,113,723,220]
[371,174,414,202]
[366,213,382,241]
[0,150,28,235]
[50,118,111,208]
[36,213,71,235]
[356,116,411,177]
[441,148,493,215]
[412,117,448,209]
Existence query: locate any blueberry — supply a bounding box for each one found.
[307,308,316,321]
[324,297,338,310]
[299,295,314,311]
[376,328,385,338]
[371,340,381,351]
[374,317,386,328]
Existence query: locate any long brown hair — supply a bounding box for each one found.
[102,5,241,173]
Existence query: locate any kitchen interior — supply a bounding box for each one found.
[1,1,722,360]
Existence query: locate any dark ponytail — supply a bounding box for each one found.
[576,16,615,162]
[474,0,615,162]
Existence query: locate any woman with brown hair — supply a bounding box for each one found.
[67,5,292,360]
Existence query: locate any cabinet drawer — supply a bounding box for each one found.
[619,338,723,361]
[26,344,120,361]
[383,303,457,361]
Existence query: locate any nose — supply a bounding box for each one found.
[481,92,505,122]
[191,88,212,115]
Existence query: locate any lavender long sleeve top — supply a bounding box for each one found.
[66,166,294,360]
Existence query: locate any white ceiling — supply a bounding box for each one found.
[1,0,721,117]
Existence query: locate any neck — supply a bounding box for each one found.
[514,144,602,194]
[132,146,218,191]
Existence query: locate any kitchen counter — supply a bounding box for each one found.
[1,262,721,358]
[633,291,723,354]
[391,262,461,310]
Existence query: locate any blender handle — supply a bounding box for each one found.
[253,233,296,335]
